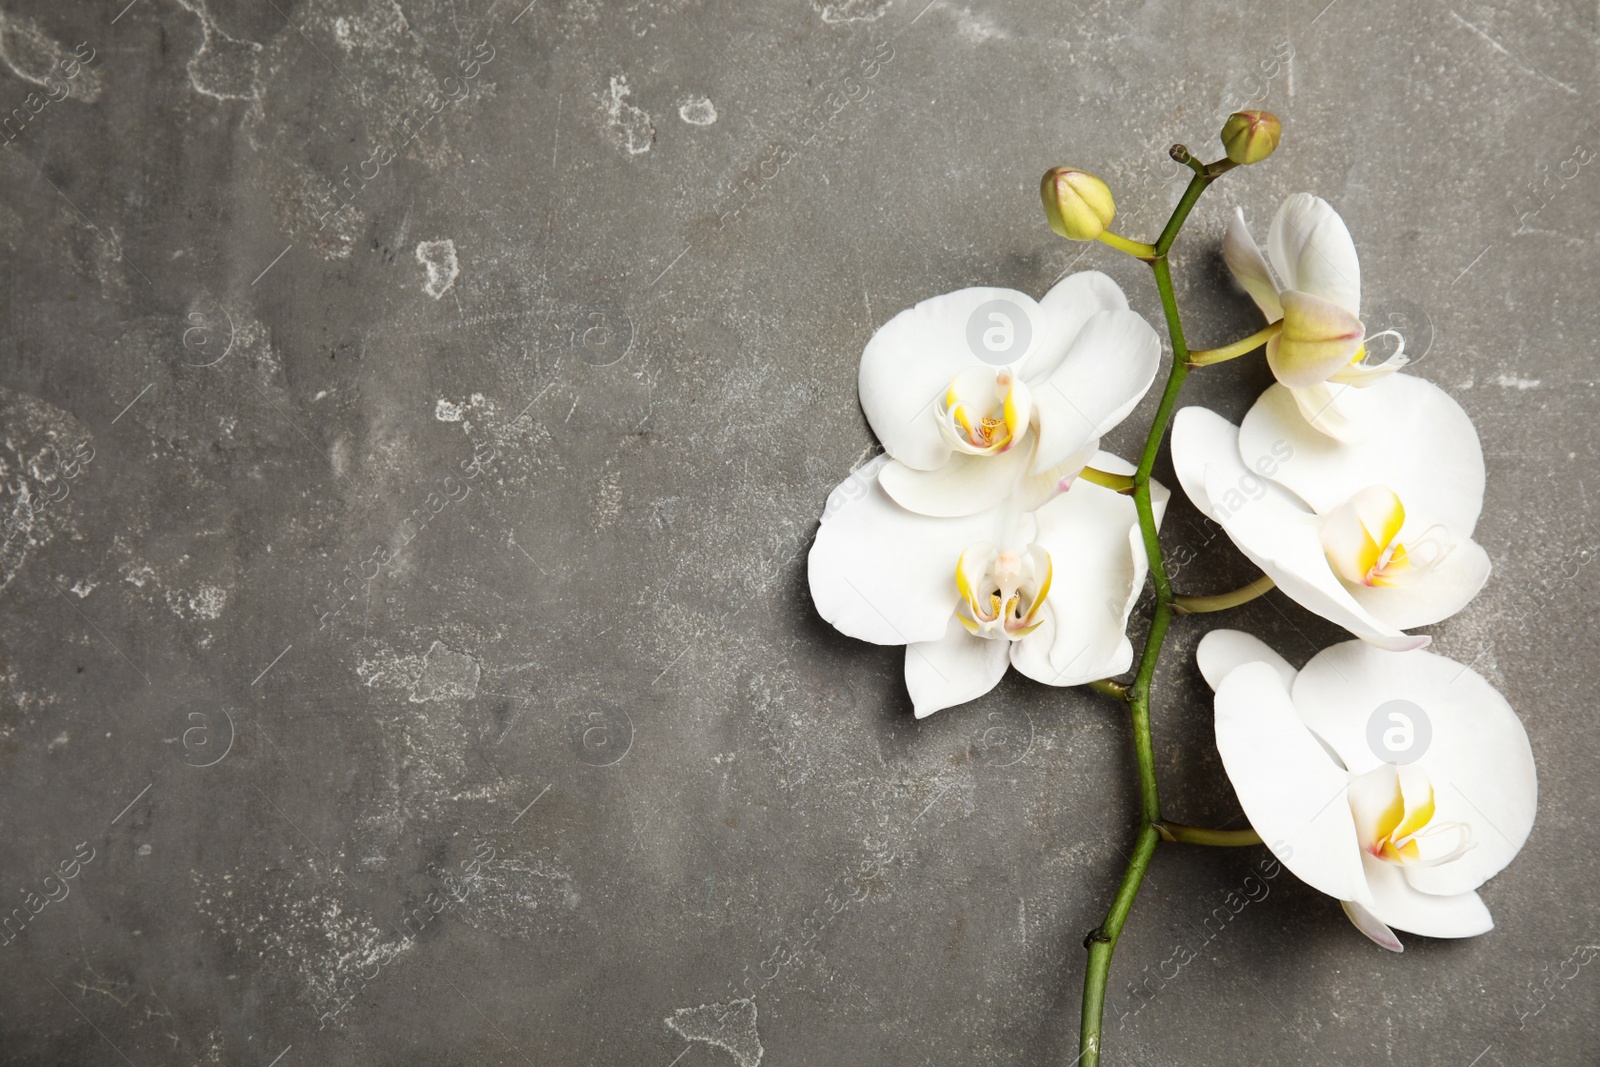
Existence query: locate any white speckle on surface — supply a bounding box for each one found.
[678,94,718,126]
[415,240,460,299]
[136,844,152,856]
[331,3,410,53]
[329,435,352,478]
[0,11,104,102]
[69,578,95,597]
[173,0,262,101]
[601,74,655,155]
[666,998,763,1067]
[812,0,890,23]
[193,869,411,1021]
[166,583,229,621]
[435,398,465,422]
[409,640,481,703]
[0,388,94,593]
[47,732,68,752]
[1493,374,1541,390]
[934,1,1008,40]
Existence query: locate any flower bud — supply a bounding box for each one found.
[1040,167,1115,241]
[1220,110,1281,165]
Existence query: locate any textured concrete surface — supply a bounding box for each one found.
[0,0,1596,1064]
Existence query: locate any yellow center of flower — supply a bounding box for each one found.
[1319,485,1453,589]
[936,366,1032,456]
[953,542,1052,641]
[1348,763,1474,867]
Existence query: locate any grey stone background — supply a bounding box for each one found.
[0,0,1595,1063]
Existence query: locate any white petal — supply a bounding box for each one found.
[1222,207,1284,321]
[1014,439,1101,513]
[1208,480,1428,651]
[1287,381,1371,441]
[1341,899,1404,952]
[1010,603,1134,688]
[1029,309,1161,473]
[1022,270,1132,381]
[809,456,1004,646]
[1239,375,1486,536]
[1213,662,1370,905]
[859,287,1039,471]
[1009,474,1144,686]
[905,615,1012,718]
[1266,193,1361,315]
[1185,412,1427,651]
[1348,538,1491,630]
[1195,629,1298,693]
[1291,642,1538,896]
[1270,292,1366,388]
[878,438,1035,518]
[1360,853,1494,939]
[1169,405,1241,521]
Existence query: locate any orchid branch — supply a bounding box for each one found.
[1077,156,1235,1067]
[1077,466,1138,494]
[1173,575,1277,615]
[1095,231,1158,260]
[1085,678,1130,701]
[1188,320,1283,366]
[1155,821,1265,847]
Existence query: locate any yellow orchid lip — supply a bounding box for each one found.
[1349,763,1475,868]
[937,367,1032,456]
[953,542,1052,642]
[1319,485,1453,589]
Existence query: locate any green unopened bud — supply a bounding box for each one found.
[1220,110,1281,165]
[1040,167,1115,241]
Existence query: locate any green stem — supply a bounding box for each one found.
[1078,466,1137,494]
[1154,168,1215,257]
[1085,678,1130,701]
[1189,320,1283,366]
[1155,822,1264,847]
[1096,230,1158,260]
[1170,143,1208,178]
[1078,167,1220,1067]
[1172,575,1276,615]
[1079,823,1159,1063]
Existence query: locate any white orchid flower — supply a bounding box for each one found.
[858,271,1161,518]
[1197,629,1536,950]
[1170,373,1490,651]
[1223,193,1407,438]
[808,452,1166,718]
